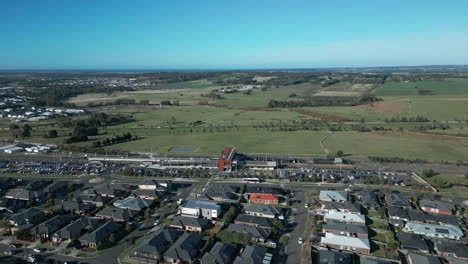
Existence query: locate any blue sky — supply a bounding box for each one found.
[2,0,468,69]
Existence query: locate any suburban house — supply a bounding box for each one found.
[405,222,463,240]
[322,221,368,238]
[163,232,204,264]
[245,186,283,197]
[0,198,27,213]
[419,199,455,215]
[129,189,164,200]
[56,200,95,215]
[44,181,68,194]
[77,195,112,207]
[138,180,171,192]
[396,233,430,253]
[324,211,365,225]
[28,214,79,239]
[320,233,370,255]
[24,180,51,191]
[319,250,351,264]
[199,184,238,202]
[201,242,238,264]
[132,227,183,263]
[356,191,380,209]
[0,178,17,193]
[233,245,272,264]
[113,197,153,212]
[407,254,443,264]
[385,193,411,208]
[320,202,362,214]
[387,206,410,221]
[181,200,222,220]
[79,221,121,248]
[226,224,271,243]
[7,208,44,234]
[169,216,212,232]
[242,203,283,219]
[51,217,99,243]
[434,240,468,261]
[249,194,279,205]
[4,188,46,202]
[319,191,348,202]
[234,214,274,229]
[84,184,126,198]
[96,207,136,222]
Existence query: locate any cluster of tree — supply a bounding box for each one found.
[59,113,131,129]
[417,89,434,95]
[87,99,150,107]
[201,91,224,99]
[29,85,134,107]
[268,94,380,108]
[422,169,438,178]
[9,124,32,138]
[384,116,430,123]
[91,133,133,148]
[368,156,428,163]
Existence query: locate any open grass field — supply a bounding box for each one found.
[376,80,468,96]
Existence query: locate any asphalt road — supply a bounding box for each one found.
[284,187,308,264]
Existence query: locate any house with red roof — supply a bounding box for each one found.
[249,194,279,205]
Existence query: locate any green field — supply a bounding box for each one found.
[376,80,468,96]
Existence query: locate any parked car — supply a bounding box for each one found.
[33,248,44,253]
[154,220,161,226]
[298,237,303,244]
[304,203,309,208]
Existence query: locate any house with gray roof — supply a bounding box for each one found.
[132,227,183,263]
[385,193,411,208]
[129,189,164,200]
[51,217,99,243]
[420,199,455,215]
[407,254,443,264]
[113,197,153,212]
[405,222,463,240]
[356,191,380,209]
[79,221,121,248]
[242,203,283,219]
[8,208,44,234]
[320,202,362,214]
[387,206,410,221]
[0,198,27,213]
[320,233,370,255]
[245,186,282,197]
[226,224,271,243]
[77,195,112,207]
[396,233,430,253]
[44,181,68,194]
[4,188,45,202]
[201,242,238,264]
[200,184,238,202]
[169,216,212,232]
[320,191,348,202]
[28,214,79,239]
[434,240,468,261]
[233,245,272,264]
[319,250,351,264]
[322,221,368,238]
[56,200,95,215]
[163,232,204,264]
[96,207,136,222]
[234,214,274,229]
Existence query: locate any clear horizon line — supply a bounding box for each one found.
[0,64,467,72]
